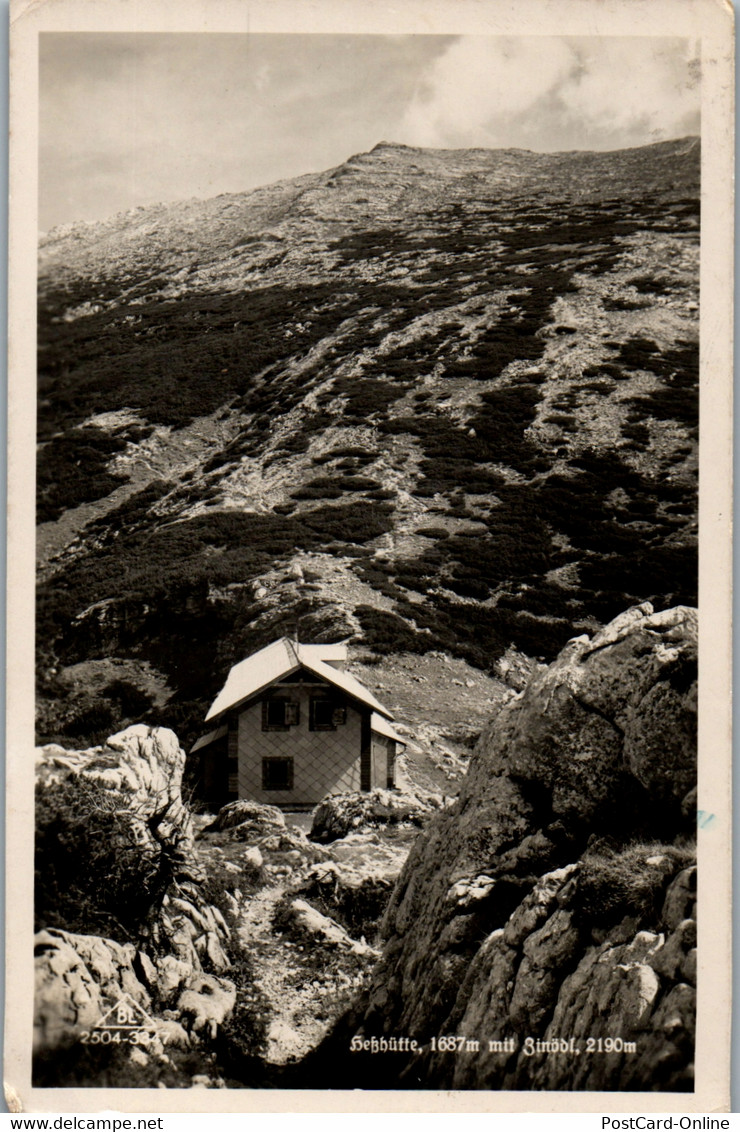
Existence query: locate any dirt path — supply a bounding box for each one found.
[235,879,365,1065]
[196,813,409,1071]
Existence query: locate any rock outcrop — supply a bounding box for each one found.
[310,788,444,843]
[312,604,697,1091]
[276,899,378,958]
[34,726,235,1077]
[204,799,288,837]
[37,724,230,972]
[288,824,425,942]
[33,930,153,1057]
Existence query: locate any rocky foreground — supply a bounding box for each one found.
[34,733,435,1086]
[34,603,696,1090]
[34,726,234,1086]
[310,602,697,1090]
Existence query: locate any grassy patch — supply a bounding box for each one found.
[578,840,695,926]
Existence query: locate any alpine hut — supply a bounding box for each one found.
[192,638,404,809]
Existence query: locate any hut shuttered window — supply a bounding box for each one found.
[310,698,346,731]
[262,699,299,731]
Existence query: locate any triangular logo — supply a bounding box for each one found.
[94,992,157,1031]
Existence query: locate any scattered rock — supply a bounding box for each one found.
[279,899,377,956]
[154,955,193,1002]
[157,1018,191,1050]
[243,846,264,870]
[295,859,397,940]
[177,973,237,1039]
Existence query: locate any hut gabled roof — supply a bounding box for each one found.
[204,638,394,723]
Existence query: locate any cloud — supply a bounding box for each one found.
[560,39,700,141]
[399,37,576,147]
[398,36,700,152]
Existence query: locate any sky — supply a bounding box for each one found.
[39,33,700,231]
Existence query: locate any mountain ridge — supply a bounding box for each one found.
[37,137,699,763]
[39,135,700,262]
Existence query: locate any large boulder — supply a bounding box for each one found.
[203,799,287,836]
[310,788,444,843]
[33,930,151,1056]
[274,898,378,957]
[310,605,697,1091]
[33,927,236,1058]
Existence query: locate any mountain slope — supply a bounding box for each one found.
[37,138,699,754]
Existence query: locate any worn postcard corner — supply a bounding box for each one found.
[5,0,734,1114]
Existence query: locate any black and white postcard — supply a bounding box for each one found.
[5,0,734,1113]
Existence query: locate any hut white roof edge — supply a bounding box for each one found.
[204,637,394,723]
[191,723,228,754]
[370,712,405,745]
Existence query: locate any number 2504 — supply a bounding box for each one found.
[79,1029,152,1045]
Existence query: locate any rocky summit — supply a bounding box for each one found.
[36,138,698,763]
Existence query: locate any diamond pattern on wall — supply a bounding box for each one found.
[237,685,366,805]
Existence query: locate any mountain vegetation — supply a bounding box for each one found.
[37,138,699,751]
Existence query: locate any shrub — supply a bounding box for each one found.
[581,363,623,381]
[290,484,345,500]
[61,702,117,744]
[215,954,271,1067]
[581,380,614,393]
[447,576,490,600]
[416,527,450,539]
[105,679,155,718]
[35,776,168,941]
[354,606,428,655]
[37,429,129,522]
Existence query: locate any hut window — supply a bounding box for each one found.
[262,757,294,791]
[310,698,345,731]
[262,699,299,730]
